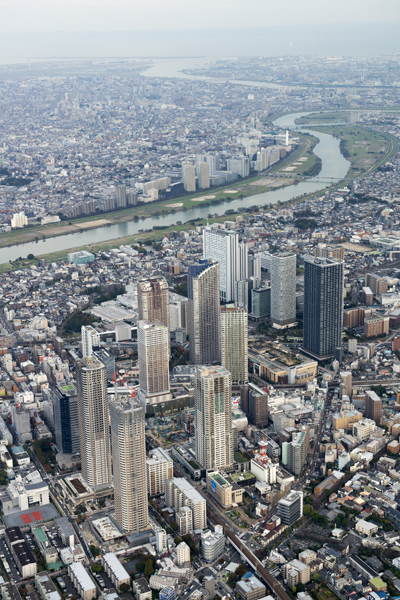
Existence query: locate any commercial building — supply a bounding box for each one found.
[277,491,303,525]
[165,478,206,530]
[137,277,169,332]
[195,366,232,470]
[221,305,248,385]
[176,541,191,566]
[109,395,148,534]
[248,382,269,427]
[200,529,225,562]
[68,562,96,600]
[188,260,221,365]
[206,471,243,508]
[77,356,112,491]
[102,553,130,589]
[138,321,171,405]
[365,390,382,424]
[251,286,271,319]
[236,576,266,600]
[303,256,344,360]
[270,253,297,328]
[203,227,247,303]
[160,587,176,600]
[146,448,173,496]
[53,383,80,455]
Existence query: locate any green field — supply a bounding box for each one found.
[295,111,351,125]
[309,125,398,179]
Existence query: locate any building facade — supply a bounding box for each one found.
[76,356,112,491]
[221,305,248,385]
[188,260,221,365]
[270,253,297,328]
[303,256,344,360]
[109,395,148,534]
[138,321,171,404]
[203,227,248,303]
[137,276,169,331]
[146,447,174,496]
[195,366,232,470]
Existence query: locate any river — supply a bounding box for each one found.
[1,60,350,264]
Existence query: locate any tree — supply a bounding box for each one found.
[296,583,305,593]
[27,253,35,260]
[235,565,247,578]
[313,572,320,582]
[89,544,100,558]
[120,583,130,593]
[91,563,103,573]
[145,558,155,580]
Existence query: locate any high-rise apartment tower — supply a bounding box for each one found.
[195,365,232,470]
[109,394,148,533]
[76,356,112,491]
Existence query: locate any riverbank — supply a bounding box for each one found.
[307,125,398,179]
[0,132,318,251]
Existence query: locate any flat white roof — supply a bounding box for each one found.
[103,552,130,581]
[69,562,96,592]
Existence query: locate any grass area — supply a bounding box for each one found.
[295,111,351,125]
[234,451,251,463]
[309,125,398,179]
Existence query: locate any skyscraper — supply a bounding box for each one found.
[198,162,210,189]
[109,394,148,533]
[270,253,297,328]
[182,162,196,192]
[53,383,80,456]
[188,260,221,365]
[203,227,248,303]
[221,305,248,385]
[138,321,171,406]
[76,356,112,491]
[137,276,169,331]
[195,365,232,470]
[303,256,344,360]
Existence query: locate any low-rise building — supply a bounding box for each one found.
[102,553,130,589]
[133,578,152,600]
[236,576,266,600]
[355,519,379,536]
[35,572,62,600]
[68,562,97,600]
[206,471,243,508]
[12,542,37,579]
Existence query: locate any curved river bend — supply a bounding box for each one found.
[1,62,350,264]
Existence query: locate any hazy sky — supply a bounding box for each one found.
[1,0,399,32]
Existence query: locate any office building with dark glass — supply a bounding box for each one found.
[303,256,344,361]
